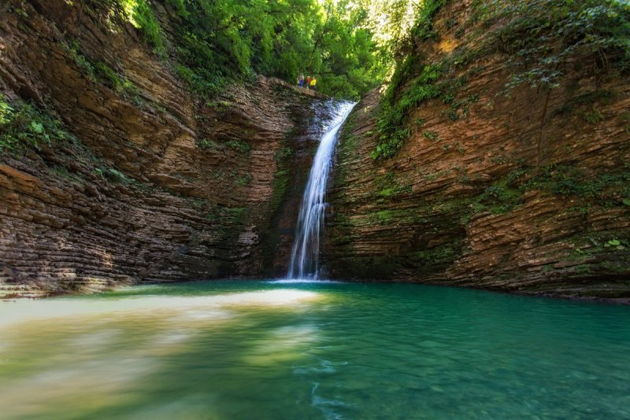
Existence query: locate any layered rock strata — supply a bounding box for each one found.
[324,0,630,301]
[0,0,330,296]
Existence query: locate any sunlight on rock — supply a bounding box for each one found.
[439,37,457,53]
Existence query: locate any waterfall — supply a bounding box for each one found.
[287,101,356,279]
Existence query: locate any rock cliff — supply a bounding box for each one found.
[324,0,630,300]
[0,0,330,296]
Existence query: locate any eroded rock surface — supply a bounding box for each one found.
[0,0,330,296]
[324,0,630,301]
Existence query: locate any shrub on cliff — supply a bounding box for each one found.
[372,0,630,160]
[0,95,72,153]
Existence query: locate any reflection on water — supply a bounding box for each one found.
[1,280,629,419]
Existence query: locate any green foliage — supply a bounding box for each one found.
[374,171,411,199]
[65,42,140,97]
[127,0,166,55]
[94,167,135,184]
[152,0,389,98]
[525,165,630,205]
[371,0,629,160]
[85,0,165,54]
[448,163,630,220]
[571,233,630,264]
[466,164,630,215]
[473,183,523,214]
[197,138,220,150]
[65,42,97,81]
[226,139,251,154]
[372,61,443,159]
[484,0,630,91]
[606,239,624,249]
[235,173,252,186]
[0,95,72,153]
[409,0,447,41]
[422,130,440,142]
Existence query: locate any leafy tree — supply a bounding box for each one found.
[87,0,400,99]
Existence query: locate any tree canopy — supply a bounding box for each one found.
[92,0,420,99]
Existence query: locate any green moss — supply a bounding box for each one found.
[94,62,139,96]
[422,130,440,142]
[373,210,394,223]
[581,109,605,124]
[235,174,252,186]
[571,233,630,263]
[197,138,220,150]
[374,171,412,199]
[338,133,359,160]
[525,165,630,206]
[410,241,463,273]
[473,177,524,214]
[205,205,248,225]
[196,137,252,155]
[226,139,252,154]
[64,42,140,98]
[269,135,295,214]
[94,167,137,185]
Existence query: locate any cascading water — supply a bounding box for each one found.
[287,101,356,279]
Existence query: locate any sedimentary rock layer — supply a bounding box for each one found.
[0,0,330,296]
[324,0,630,300]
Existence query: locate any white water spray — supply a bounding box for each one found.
[287,101,356,279]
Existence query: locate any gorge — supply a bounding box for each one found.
[1,0,628,300]
[1,0,630,418]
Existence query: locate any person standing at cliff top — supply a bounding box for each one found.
[309,77,317,90]
[305,76,312,89]
[297,74,305,87]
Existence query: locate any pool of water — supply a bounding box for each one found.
[1,280,629,419]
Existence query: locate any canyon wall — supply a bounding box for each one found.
[324,0,630,300]
[0,0,330,296]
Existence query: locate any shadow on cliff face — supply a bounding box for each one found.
[0,0,334,296]
[322,0,630,300]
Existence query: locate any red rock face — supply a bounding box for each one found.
[323,1,630,301]
[0,0,329,296]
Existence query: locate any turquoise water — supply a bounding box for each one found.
[1,280,629,419]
